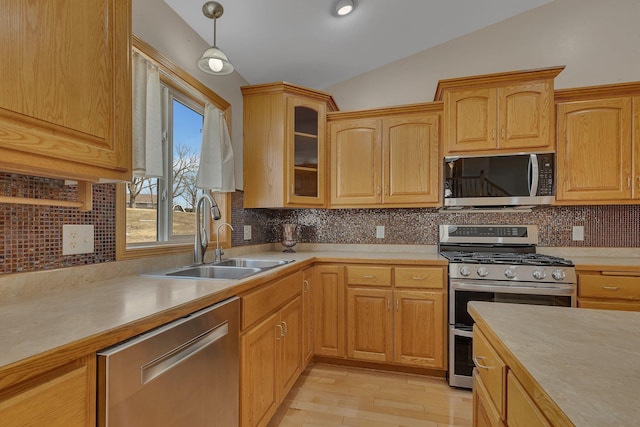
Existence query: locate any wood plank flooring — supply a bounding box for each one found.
[268,364,472,427]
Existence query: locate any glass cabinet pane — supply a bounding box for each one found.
[293,105,319,198]
[294,106,318,135]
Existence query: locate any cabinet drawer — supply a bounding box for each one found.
[473,326,506,418]
[579,274,640,300]
[578,300,640,312]
[346,266,391,287]
[242,271,302,330]
[394,267,444,289]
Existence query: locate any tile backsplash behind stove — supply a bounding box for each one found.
[2,171,640,274]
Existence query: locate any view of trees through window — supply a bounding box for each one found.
[126,96,205,244]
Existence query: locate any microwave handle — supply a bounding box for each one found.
[529,154,539,197]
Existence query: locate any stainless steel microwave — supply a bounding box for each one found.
[443,153,554,207]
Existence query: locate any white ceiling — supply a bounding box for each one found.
[163,0,555,90]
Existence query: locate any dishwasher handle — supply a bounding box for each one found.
[140,321,229,385]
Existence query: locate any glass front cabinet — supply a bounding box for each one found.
[242,83,337,208]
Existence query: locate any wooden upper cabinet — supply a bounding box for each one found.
[556,96,636,203]
[329,118,382,205]
[554,82,640,205]
[436,66,563,156]
[0,0,132,181]
[242,82,337,208]
[328,104,442,208]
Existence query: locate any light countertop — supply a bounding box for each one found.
[0,248,445,378]
[469,301,640,426]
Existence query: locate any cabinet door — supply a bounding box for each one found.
[0,0,131,181]
[556,98,632,202]
[444,88,497,153]
[313,265,346,357]
[507,371,551,427]
[383,113,440,205]
[634,97,640,198]
[241,312,280,427]
[286,96,327,206]
[498,82,553,151]
[347,288,393,362]
[279,297,303,400]
[0,356,95,427]
[302,268,314,365]
[330,118,382,205]
[473,370,506,427]
[394,290,445,368]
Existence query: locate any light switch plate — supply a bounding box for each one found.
[376,225,385,239]
[63,224,95,255]
[244,225,252,240]
[572,225,585,241]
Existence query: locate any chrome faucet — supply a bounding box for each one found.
[194,193,220,265]
[215,222,234,263]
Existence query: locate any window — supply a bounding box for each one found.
[116,37,231,260]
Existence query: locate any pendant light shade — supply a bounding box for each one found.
[197,1,234,75]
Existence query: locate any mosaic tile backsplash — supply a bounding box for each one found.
[2,171,640,274]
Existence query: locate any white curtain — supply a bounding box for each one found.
[196,103,236,192]
[132,52,164,178]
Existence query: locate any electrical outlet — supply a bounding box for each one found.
[572,225,585,241]
[376,225,385,239]
[63,225,94,255]
[244,225,252,240]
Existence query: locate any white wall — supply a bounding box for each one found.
[327,0,640,111]
[132,0,248,189]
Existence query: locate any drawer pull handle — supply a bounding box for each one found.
[602,286,619,290]
[276,324,283,339]
[362,275,375,279]
[411,276,425,280]
[387,299,391,311]
[473,356,493,370]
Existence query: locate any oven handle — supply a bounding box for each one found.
[529,154,539,197]
[451,328,473,338]
[451,281,576,296]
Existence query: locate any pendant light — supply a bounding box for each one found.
[197,1,234,75]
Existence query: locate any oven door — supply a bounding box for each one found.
[449,327,474,388]
[449,280,576,327]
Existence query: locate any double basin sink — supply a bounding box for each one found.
[143,258,293,280]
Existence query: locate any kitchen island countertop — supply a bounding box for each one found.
[469,301,640,426]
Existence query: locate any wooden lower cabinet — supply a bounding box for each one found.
[577,270,640,311]
[472,324,556,427]
[347,287,393,362]
[506,371,551,427]
[0,355,96,427]
[344,265,447,370]
[473,371,505,427]
[241,296,302,427]
[313,265,346,357]
[302,267,314,365]
[394,290,444,368]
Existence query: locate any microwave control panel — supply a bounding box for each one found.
[537,153,554,196]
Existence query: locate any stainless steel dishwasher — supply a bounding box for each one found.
[97,297,239,427]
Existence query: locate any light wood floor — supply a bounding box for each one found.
[268,364,473,427]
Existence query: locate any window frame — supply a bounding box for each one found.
[116,35,232,261]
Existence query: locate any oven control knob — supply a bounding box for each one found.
[459,266,471,277]
[476,266,489,277]
[532,268,547,280]
[552,269,566,281]
[504,268,517,279]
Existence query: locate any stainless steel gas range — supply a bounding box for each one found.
[439,224,577,389]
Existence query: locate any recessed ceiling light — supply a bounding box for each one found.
[335,0,355,16]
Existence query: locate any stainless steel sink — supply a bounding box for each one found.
[142,258,292,280]
[213,258,291,269]
[165,265,261,280]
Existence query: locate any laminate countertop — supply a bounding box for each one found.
[0,249,446,383]
[469,301,640,426]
